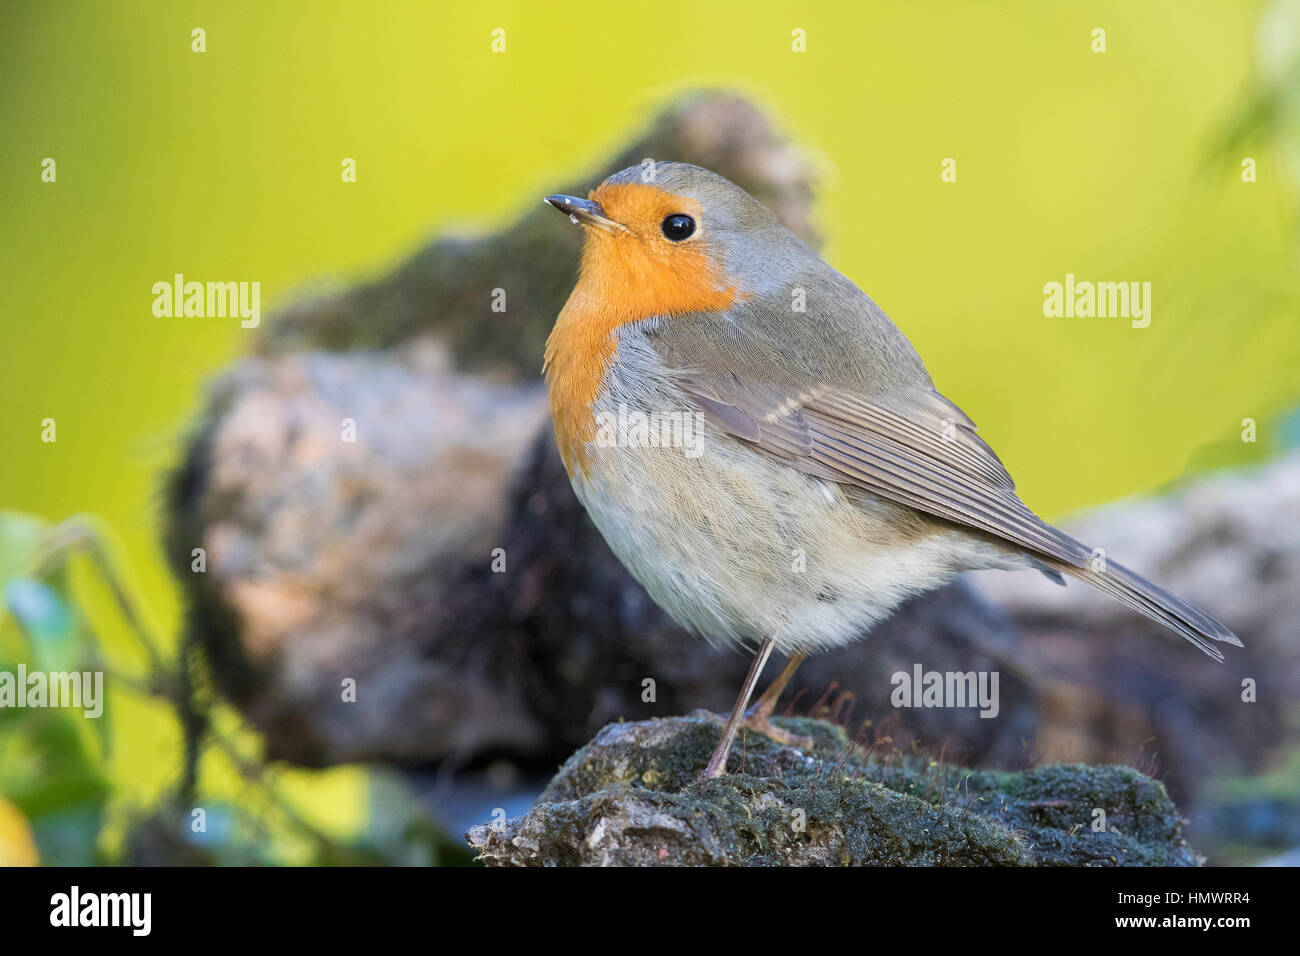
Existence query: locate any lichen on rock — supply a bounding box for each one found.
[466,713,1203,866]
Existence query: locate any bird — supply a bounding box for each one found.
[541,162,1241,779]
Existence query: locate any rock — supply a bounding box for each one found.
[166,343,550,763]
[465,714,1203,866]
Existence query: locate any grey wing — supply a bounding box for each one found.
[640,267,1066,560]
[648,310,1241,659]
[680,369,1093,569]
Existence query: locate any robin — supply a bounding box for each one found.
[542,162,1240,779]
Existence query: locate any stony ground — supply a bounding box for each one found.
[466,713,1203,867]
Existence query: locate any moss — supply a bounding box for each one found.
[467,714,1202,866]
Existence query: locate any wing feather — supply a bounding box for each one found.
[643,301,1239,656]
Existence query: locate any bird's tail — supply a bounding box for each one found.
[1053,557,1242,662]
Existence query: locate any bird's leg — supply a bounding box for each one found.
[700,638,775,780]
[742,651,813,750]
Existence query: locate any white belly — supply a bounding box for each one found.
[567,331,1014,655]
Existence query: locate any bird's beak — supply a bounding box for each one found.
[544,194,629,234]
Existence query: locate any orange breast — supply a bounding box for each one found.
[544,183,739,476]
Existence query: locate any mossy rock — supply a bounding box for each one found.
[466,713,1202,866]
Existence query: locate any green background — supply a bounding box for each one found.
[1,0,1296,856]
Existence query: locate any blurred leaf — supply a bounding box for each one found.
[356,769,468,866]
[27,804,105,866]
[3,577,78,672]
[0,795,40,866]
[0,699,112,867]
[0,712,111,814]
[0,513,49,587]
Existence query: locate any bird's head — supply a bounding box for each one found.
[545,162,805,323]
[541,163,813,475]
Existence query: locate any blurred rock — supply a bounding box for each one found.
[466,714,1203,866]
[168,342,550,763]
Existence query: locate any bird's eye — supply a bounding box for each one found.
[661,214,696,241]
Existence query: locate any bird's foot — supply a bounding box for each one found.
[740,713,814,751]
[698,716,812,781]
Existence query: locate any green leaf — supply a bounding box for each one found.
[0,513,50,587]
[3,578,78,673]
